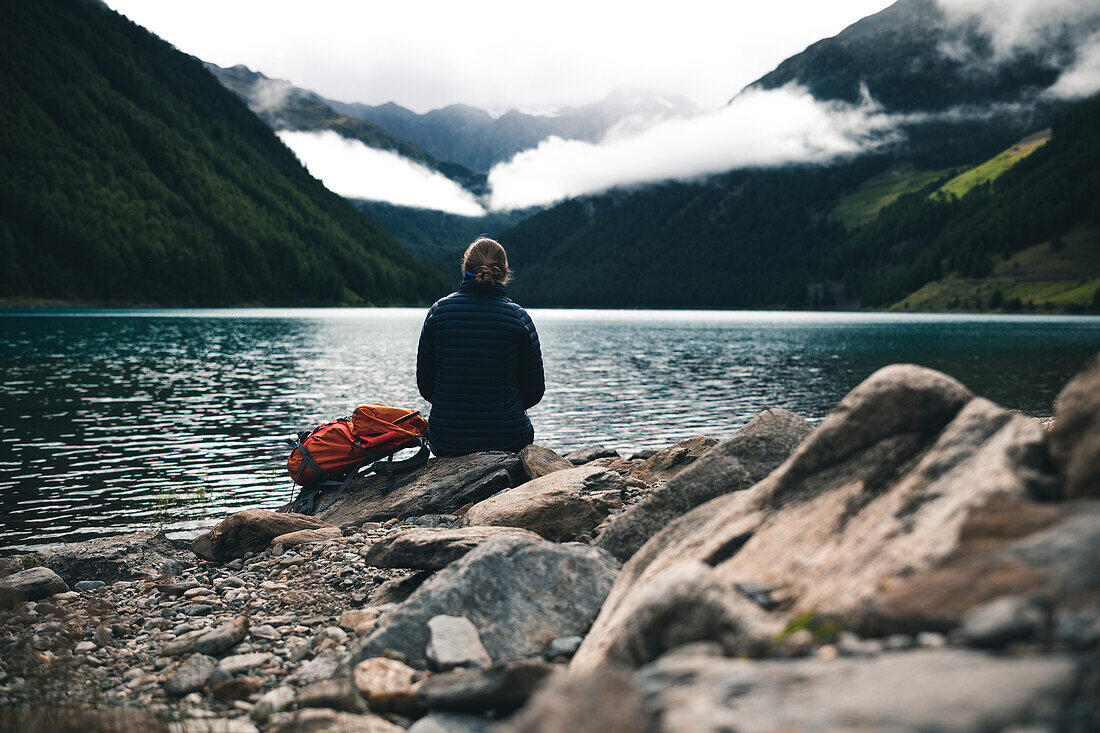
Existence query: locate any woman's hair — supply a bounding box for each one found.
[462,237,511,285]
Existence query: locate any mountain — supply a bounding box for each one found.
[205,64,487,195]
[500,92,1099,312]
[331,89,699,172]
[349,200,534,276]
[0,0,447,306]
[497,0,1100,312]
[745,0,1097,112]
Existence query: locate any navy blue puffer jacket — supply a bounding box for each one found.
[416,274,545,456]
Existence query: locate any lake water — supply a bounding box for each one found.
[1,308,1098,552]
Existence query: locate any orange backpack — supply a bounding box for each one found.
[284,404,429,514]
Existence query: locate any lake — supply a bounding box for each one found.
[1,308,1098,552]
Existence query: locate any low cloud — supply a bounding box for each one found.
[486,86,898,210]
[1046,30,1100,99]
[277,130,486,216]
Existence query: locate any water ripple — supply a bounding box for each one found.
[1,308,1098,551]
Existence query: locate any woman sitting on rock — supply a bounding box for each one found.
[416,237,545,455]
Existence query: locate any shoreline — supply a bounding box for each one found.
[0,356,1097,731]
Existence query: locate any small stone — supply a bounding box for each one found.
[252,624,281,641]
[816,644,839,660]
[339,608,383,634]
[51,591,79,602]
[189,615,250,656]
[294,678,363,712]
[94,625,114,646]
[166,654,216,697]
[777,628,816,657]
[75,641,96,653]
[544,636,583,660]
[210,676,263,703]
[884,634,914,651]
[317,625,348,645]
[917,631,947,648]
[184,604,214,617]
[251,685,296,720]
[426,615,492,670]
[353,657,420,714]
[218,652,272,674]
[961,596,1044,649]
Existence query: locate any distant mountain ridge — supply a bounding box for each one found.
[330,89,699,172]
[205,63,488,195]
[744,0,1099,112]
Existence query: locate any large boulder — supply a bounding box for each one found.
[596,409,812,562]
[35,530,188,585]
[462,465,630,541]
[627,435,718,486]
[575,365,1074,670]
[573,561,781,673]
[314,452,525,525]
[517,444,573,481]
[634,648,1081,732]
[1049,352,1100,499]
[352,537,620,668]
[361,526,542,571]
[191,510,334,562]
[0,567,68,608]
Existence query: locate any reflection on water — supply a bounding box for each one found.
[1,308,1098,551]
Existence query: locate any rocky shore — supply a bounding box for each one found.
[1,356,1098,732]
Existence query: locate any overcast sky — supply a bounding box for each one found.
[103,0,894,113]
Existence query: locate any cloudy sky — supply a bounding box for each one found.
[104,0,1100,214]
[104,0,894,113]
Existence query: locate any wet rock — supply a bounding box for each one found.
[295,678,364,712]
[564,445,620,465]
[251,685,296,720]
[571,561,781,673]
[501,666,654,733]
[1049,352,1100,498]
[582,366,1072,650]
[35,530,186,585]
[270,708,403,733]
[628,435,718,485]
[362,526,541,571]
[353,537,620,668]
[74,580,106,592]
[463,465,630,541]
[0,567,68,608]
[314,452,525,526]
[165,653,216,697]
[426,615,491,670]
[961,595,1045,648]
[596,409,812,562]
[271,526,344,548]
[353,657,421,715]
[419,657,557,713]
[518,444,574,480]
[191,510,335,562]
[635,648,1079,732]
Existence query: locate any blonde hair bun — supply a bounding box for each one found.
[462,238,511,285]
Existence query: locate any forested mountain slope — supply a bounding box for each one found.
[499,93,1099,311]
[0,0,446,305]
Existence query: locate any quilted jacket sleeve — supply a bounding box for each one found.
[416,307,436,403]
[518,308,545,410]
